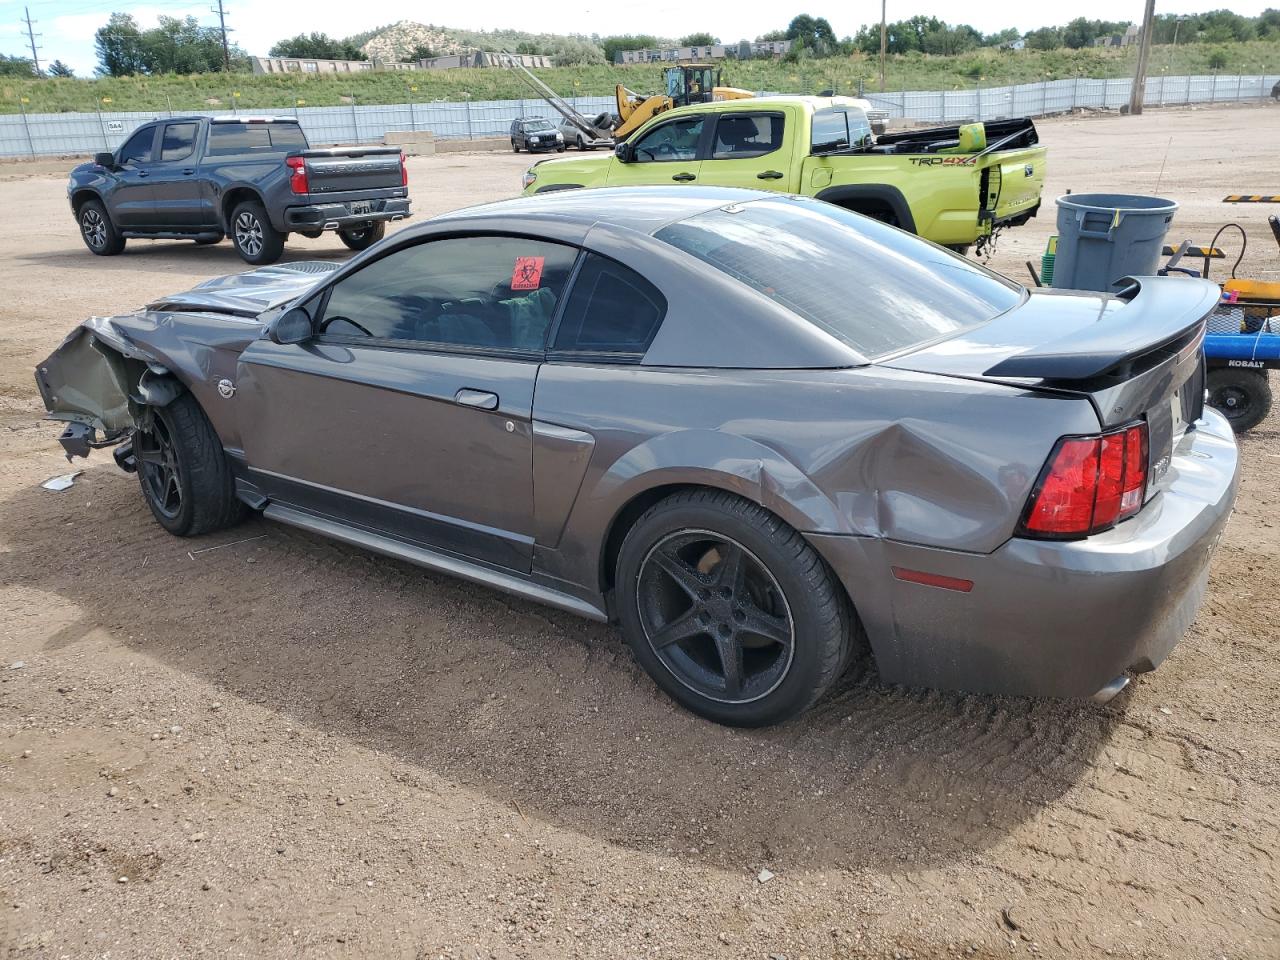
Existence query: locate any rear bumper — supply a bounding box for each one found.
[280,197,411,232]
[807,409,1240,700]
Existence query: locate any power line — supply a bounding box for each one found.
[22,4,41,75]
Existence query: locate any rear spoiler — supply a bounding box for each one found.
[983,276,1220,381]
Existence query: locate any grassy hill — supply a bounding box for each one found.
[3,41,1277,115]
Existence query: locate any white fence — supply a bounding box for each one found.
[861,73,1278,124]
[2,75,1277,158]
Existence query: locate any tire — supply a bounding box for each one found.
[576,135,587,151]
[557,144,566,153]
[1207,367,1273,433]
[77,199,125,256]
[945,244,971,256]
[194,234,223,246]
[337,222,386,251]
[512,140,520,153]
[229,200,284,265]
[615,490,854,727]
[134,392,246,537]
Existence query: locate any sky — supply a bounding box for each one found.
[1,0,1274,76]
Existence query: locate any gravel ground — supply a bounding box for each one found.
[1,103,1278,960]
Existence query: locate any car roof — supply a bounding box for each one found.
[425,186,772,238]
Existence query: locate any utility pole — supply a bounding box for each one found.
[22,6,41,76]
[1127,0,1157,116]
[211,0,230,71]
[879,0,887,93]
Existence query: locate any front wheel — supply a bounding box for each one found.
[134,392,246,537]
[616,490,854,727]
[1207,367,1273,433]
[230,201,285,265]
[78,199,125,256]
[337,222,386,251]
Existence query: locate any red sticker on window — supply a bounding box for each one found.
[511,256,545,291]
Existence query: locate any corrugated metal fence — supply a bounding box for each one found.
[3,75,1277,158]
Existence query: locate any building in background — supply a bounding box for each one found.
[418,50,553,70]
[1094,24,1141,47]
[252,56,417,74]
[614,40,790,64]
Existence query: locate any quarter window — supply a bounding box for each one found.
[712,113,784,160]
[552,254,666,360]
[118,127,154,164]
[159,122,197,162]
[318,236,578,351]
[632,117,704,163]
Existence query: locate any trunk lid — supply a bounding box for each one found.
[884,276,1220,491]
[298,146,404,195]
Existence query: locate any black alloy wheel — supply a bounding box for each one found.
[637,529,794,704]
[135,414,183,522]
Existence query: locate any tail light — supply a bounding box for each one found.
[285,155,308,194]
[1020,422,1149,539]
[400,152,408,187]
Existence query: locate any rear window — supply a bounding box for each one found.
[655,198,1022,359]
[810,108,873,153]
[207,122,308,156]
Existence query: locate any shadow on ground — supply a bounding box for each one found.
[3,463,1126,874]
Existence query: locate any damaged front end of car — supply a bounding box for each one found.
[34,316,183,469]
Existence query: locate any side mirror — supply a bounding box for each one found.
[614,141,633,163]
[93,151,116,169]
[269,306,313,345]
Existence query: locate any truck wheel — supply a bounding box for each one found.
[230,201,285,265]
[194,234,223,246]
[134,393,246,537]
[337,222,386,251]
[615,490,854,727]
[78,200,125,256]
[512,140,520,153]
[1207,368,1272,433]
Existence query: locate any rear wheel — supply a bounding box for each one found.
[230,201,284,265]
[194,234,223,246]
[78,199,125,256]
[616,490,853,727]
[512,140,520,152]
[337,222,385,251]
[134,392,245,537]
[1207,368,1273,433]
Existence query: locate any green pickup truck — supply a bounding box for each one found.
[520,95,1046,251]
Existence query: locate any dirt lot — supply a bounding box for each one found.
[1,104,1278,960]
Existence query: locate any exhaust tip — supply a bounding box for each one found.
[1091,674,1130,704]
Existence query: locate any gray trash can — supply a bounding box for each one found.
[1052,193,1178,292]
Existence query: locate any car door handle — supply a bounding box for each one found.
[671,172,696,182]
[756,170,785,180]
[454,388,499,410]
[136,170,149,178]
[182,168,195,175]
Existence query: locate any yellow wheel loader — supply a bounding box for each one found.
[613,64,753,140]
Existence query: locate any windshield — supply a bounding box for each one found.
[655,198,1023,359]
[522,120,554,132]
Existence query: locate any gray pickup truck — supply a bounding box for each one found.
[68,116,411,264]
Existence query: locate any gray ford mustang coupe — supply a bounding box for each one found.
[36,187,1239,726]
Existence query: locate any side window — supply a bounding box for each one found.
[318,236,578,352]
[810,110,849,153]
[712,113,784,160]
[118,127,155,165]
[632,117,704,163]
[552,254,667,360]
[159,122,198,162]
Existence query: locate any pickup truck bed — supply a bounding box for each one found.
[68,116,411,265]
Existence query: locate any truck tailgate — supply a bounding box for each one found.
[300,148,403,195]
[983,146,1045,223]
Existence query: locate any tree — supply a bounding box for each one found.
[1024,27,1064,51]
[0,54,35,77]
[549,36,604,67]
[1208,48,1229,69]
[142,16,231,73]
[786,14,837,53]
[406,43,436,62]
[599,34,666,63]
[983,27,1021,46]
[756,29,788,42]
[679,32,718,47]
[269,32,365,61]
[47,59,75,77]
[95,13,148,77]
